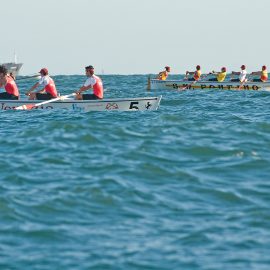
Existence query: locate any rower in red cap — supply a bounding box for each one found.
[250,66,268,82]
[209,67,227,82]
[26,68,58,100]
[185,65,201,81]
[231,65,247,83]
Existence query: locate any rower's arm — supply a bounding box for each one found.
[251,71,260,75]
[156,72,162,79]
[76,85,92,94]
[37,87,46,93]
[27,82,39,93]
[0,77,7,87]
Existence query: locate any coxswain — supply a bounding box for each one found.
[26,68,58,100]
[75,65,103,100]
[0,65,20,100]
[185,65,201,81]
[251,66,268,82]
[209,67,227,82]
[231,65,247,82]
[156,66,171,80]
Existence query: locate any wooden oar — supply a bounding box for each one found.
[147,75,151,91]
[15,93,76,110]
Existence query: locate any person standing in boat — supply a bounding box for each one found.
[75,65,103,100]
[208,67,227,82]
[250,66,268,82]
[156,66,171,80]
[26,68,58,100]
[231,65,247,82]
[185,65,201,81]
[0,65,20,100]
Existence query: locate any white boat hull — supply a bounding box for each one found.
[1,62,23,76]
[0,96,162,112]
[149,79,270,91]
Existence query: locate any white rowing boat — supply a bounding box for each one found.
[0,96,162,112]
[148,78,270,91]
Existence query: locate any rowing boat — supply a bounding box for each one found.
[148,78,270,91]
[0,96,162,111]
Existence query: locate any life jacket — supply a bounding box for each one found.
[217,72,227,82]
[158,71,168,81]
[261,70,268,82]
[45,77,58,97]
[92,75,103,98]
[194,70,201,81]
[5,75,19,97]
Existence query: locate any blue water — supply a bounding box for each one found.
[1,75,270,269]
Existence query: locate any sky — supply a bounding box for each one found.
[1,0,269,75]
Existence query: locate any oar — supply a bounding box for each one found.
[15,93,76,110]
[180,74,208,91]
[238,74,252,90]
[147,75,151,91]
[15,74,40,81]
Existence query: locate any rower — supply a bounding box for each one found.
[185,65,201,81]
[250,66,268,82]
[26,68,58,100]
[0,65,20,100]
[208,67,227,82]
[75,65,103,100]
[156,66,171,80]
[231,65,247,82]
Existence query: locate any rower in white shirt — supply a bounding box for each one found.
[231,65,247,82]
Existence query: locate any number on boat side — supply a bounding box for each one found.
[129,102,139,110]
[172,84,178,89]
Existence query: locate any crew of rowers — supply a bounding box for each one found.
[157,65,268,83]
[0,65,103,101]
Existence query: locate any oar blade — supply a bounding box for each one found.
[15,104,36,110]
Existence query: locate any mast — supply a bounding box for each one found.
[14,51,17,64]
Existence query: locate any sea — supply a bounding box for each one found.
[1,74,270,270]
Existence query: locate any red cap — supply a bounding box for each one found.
[221,67,226,72]
[241,65,246,69]
[262,65,267,70]
[39,68,48,75]
[165,66,171,71]
[196,65,201,70]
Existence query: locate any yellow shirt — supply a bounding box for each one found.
[194,70,201,80]
[158,71,168,80]
[217,72,227,82]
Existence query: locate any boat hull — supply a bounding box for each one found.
[1,62,23,76]
[0,96,162,112]
[149,79,270,91]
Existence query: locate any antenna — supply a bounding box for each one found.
[14,51,17,63]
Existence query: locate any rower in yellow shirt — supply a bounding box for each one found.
[157,66,171,80]
[250,65,268,82]
[209,67,227,82]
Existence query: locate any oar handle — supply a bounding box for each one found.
[15,93,77,110]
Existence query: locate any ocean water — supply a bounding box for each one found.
[1,74,270,270]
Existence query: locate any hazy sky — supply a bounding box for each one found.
[1,0,269,75]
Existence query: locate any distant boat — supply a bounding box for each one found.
[1,53,23,76]
[1,62,23,76]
